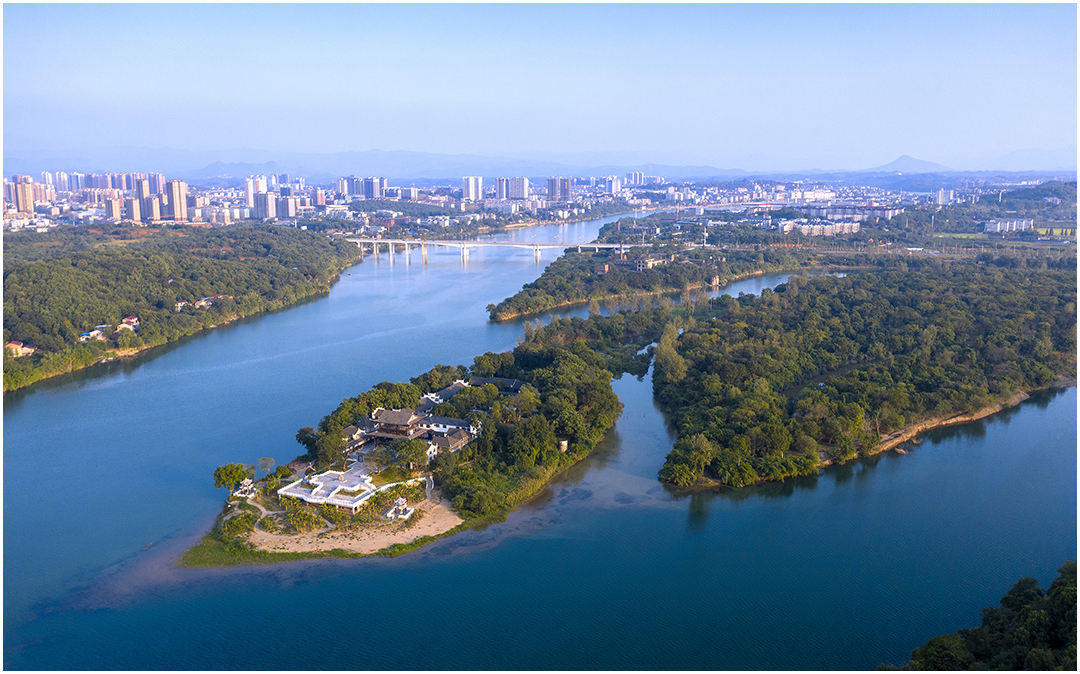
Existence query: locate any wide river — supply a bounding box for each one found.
[4,214,1076,670]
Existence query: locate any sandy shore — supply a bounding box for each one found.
[249,492,463,555]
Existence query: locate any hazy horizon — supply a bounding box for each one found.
[4,4,1077,174]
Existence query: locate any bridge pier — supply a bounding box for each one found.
[373,242,379,263]
[405,244,410,265]
[389,243,394,266]
[534,247,542,262]
[461,246,469,262]
[421,243,427,264]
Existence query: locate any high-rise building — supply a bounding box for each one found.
[135,179,151,200]
[547,176,571,202]
[165,180,188,222]
[625,171,644,186]
[254,192,277,220]
[55,171,70,192]
[105,198,124,220]
[604,176,622,194]
[244,178,255,207]
[362,177,385,199]
[400,187,418,200]
[495,177,511,200]
[314,189,326,206]
[268,174,279,190]
[337,178,348,195]
[278,173,290,186]
[14,179,35,214]
[277,196,297,218]
[41,171,53,186]
[142,196,161,222]
[254,176,268,193]
[148,173,165,194]
[70,172,85,191]
[280,186,293,197]
[462,176,483,202]
[510,177,530,199]
[125,197,141,223]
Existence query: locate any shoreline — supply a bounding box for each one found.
[687,377,1077,491]
[489,265,811,322]
[2,263,358,395]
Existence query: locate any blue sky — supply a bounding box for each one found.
[4,3,1077,171]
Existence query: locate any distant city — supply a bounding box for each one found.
[6,166,1060,237]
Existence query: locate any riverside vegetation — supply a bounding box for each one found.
[2,225,361,391]
[490,254,1075,489]
[881,561,1077,671]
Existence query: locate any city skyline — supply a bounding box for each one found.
[4,4,1077,173]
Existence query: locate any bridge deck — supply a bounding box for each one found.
[345,238,623,249]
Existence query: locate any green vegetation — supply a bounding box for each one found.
[293,342,620,519]
[880,561,1077,670]
[212,463,251,491]
[3,225,361,391]
[487,245,815,320]
[652,261,1076,487]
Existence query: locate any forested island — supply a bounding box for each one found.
[2,225,361,391]
[487,246,816,320]
[180,339,621,566]
[881,561,1076,670]
[651,260,1076,487]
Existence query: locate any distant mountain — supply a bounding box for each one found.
[863,155,953,173]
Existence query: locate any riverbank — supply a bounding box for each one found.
[2,270,354,394]
[489,266,803,322]
[684,377,1077,491]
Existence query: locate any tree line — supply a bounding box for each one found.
[3,226,360,391]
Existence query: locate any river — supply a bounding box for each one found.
[3,214,1076,669]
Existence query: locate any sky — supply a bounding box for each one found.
[4,3,1077,172]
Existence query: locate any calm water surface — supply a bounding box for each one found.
[4,216,1076,670]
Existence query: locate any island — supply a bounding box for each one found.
[179,341,621,566]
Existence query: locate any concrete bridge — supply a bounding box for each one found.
[345,237,626,263]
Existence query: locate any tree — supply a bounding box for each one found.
[393,439,429,470]
[256,457,275,477]
[295,426,317,453]
[213,463,248,492]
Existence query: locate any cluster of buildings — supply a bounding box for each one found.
[275,376,526,514]
[983,218,1035,235]
[78,315,140,343]
[777,219,862,237]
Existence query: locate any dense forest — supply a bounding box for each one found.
[3,226,360,391]
[882,561,1076,670]
[295,341,621,519]
[487,247,815,320]
[652,261,1076,487]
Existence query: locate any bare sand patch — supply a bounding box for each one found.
[249,497,463,555]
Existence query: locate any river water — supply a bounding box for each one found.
[3,215,1076,670]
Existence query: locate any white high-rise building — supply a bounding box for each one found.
[510,177,530,199]
[462,176,483,202]
[495,177,511,200]
[245,178,255,207]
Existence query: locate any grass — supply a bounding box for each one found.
[369,466,411,486]
[933,233,987,239]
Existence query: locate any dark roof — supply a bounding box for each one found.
[372,408,425,426]
[467,377,525,392]
[435,382,467,400]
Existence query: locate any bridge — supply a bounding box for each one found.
[345,237,626,263]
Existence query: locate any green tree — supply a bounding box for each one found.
[213,463,249,492]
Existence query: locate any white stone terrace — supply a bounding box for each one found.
[277,463,377,512]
